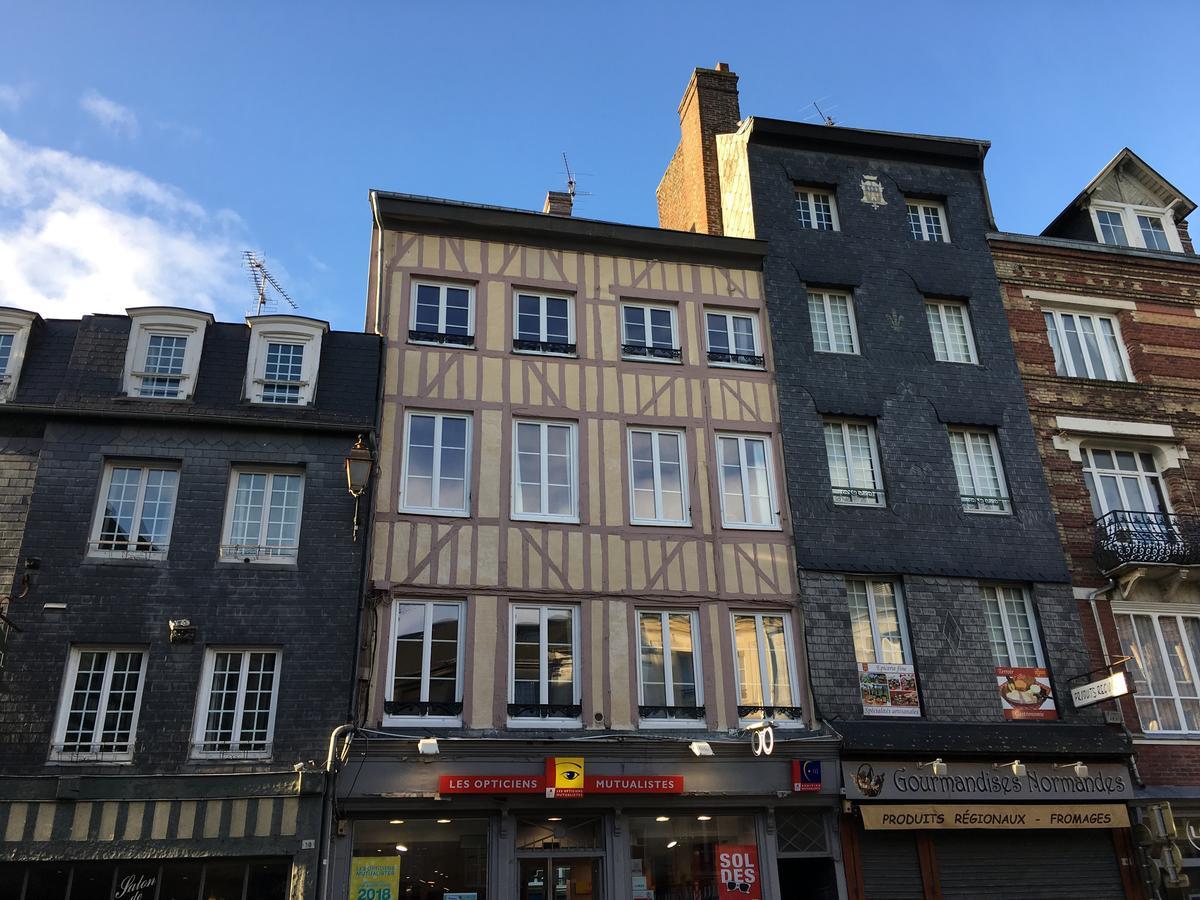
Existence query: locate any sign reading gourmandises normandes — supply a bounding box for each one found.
[842,760,1133,802]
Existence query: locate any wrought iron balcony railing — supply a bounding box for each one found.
[621,343,683,361]
[408,329,474,348]
[1093,510,1200,573]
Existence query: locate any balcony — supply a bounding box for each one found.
[1093,510,1200,576]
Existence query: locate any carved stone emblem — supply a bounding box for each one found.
[860,175,886,209]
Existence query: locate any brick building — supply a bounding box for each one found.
[0,306,379,899]
[659,64,1140,899]
[990,148,1200,894]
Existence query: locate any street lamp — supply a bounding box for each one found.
[345,434,374,542]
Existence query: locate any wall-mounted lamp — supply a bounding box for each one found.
[345,434,374,542]
[1055,761,1089,778]
[689,741,714,757]
[417,737,439,756]
[995,759,1026,778]
[918,758,947,777]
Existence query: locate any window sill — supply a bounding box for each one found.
[511,513,581,525]
[962,508,1013,517]
[83,553,169,566]
[630,518,693,528]
[190,752,273,762]
[832,497,886,508]
[48,753,134,765]
[812,349,861,357]
[408,332,475,350]
[707,361,766,372]
[217,555,299,567]
[1132,735,1200,745]
[621,354,682,365]
[398,506,470,518]
[383,716,463,728]
[248,399,312,408]
[720,521,782,532]
[512,348,578,359]
[506,718,583,729]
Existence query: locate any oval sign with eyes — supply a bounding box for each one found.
[546,757,585,797]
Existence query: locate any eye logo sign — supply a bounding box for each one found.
[545,757,585,798]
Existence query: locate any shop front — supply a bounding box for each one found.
[839,756,1141,900]
[333,735,844,899]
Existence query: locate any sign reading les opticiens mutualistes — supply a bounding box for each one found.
[438,758,684,796]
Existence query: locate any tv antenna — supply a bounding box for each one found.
[560,153,594,202]
[812,100,836,126]
[242,251,298,316]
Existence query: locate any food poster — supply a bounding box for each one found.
[996,666,1057,720]
[859,662,921,716]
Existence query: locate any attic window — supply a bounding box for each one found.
[0,307,38,403]
[244,315,328,407]
[122,307,214,401]
[1090,202,1182,252]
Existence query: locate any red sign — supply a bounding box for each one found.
[716,844,761,900]
[438,763,684,796]
[585,775,684,794]
[438,775,544,794]
[791,760,822,793]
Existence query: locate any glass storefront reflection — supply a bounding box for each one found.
[352,817,488,899]
[629,814,758,899]
[0,860,288,900]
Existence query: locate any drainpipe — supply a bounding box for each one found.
[317,723,356,900]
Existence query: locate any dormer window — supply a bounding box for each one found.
[122,308,213,401]
[1090,203,1182,252]
[244,315,327,407]
[0,307,38,403]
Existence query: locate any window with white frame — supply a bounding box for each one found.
[794,186,839,231]
[948,427,1010,513]
[510,605,579,719]
[387,600,463,722]
[514,292,575,355]
[982,585,1044,668]
[705,310,764,368]
[89,462,179,557]
[622,303,680,361]
[906,199,948,242]
[0,307,38,403]
[1115,610,1200,734]
[731,612,800,721]
[220,468,304,562]
[1082,447,1170,520]
[716,434,778,528]
[512,420,578,522]
[400,411,471,515]
[823,419,885,506]
[1042,309,1131,382]
[628,428,689,525]
[410,281,474,346]
[192,649,280,757]
[1090,203,1182,252]
[244,315,326,406]
[122,307,212,401]
[638,611,702,722]
[926,299,977,364]
[846,579,910,665]
[807,291,859,355]
[51,647,146,761]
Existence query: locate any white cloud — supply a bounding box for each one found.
[0,129,249,321]
[79,88,139,138]
[0,83,31,112]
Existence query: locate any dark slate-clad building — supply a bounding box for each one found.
[659,64,1140,899]
[0,306,380,900]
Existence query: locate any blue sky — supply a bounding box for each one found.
[2,2,1197,330]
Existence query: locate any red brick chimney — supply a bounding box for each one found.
[657,62,741,235]
[543,190,573,217]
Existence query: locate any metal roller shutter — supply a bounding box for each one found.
[860,832,925,900]
[935,830,1124,900]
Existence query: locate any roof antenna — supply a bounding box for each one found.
[242,251,299,316]
[563,152,577,199]
[813,101,836,126]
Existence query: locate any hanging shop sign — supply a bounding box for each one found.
[349,856,401,899]
[861,803,1130,830]
[792,760,822,793]
[996,666,1057,721]
[859,662,920,717]
[842,760,1133,802]
[438,758,684,796]
[716,845,762,900]
[1071,671,1131,709]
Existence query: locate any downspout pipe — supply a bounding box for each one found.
[316,726,356,900]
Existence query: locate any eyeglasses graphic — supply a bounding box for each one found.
[725,882,752,894]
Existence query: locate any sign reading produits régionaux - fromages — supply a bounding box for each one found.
[842,760,1133,802]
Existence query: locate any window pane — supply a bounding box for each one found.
[97,651,143,752]
[871,583,904,665]
[733,616,762,705]
[545,297,570,342]
[230,473,267,546]
[827,295,854,353]
[444,287,470,335]
[762,615,792,705]
[1098,319,1128,380]
[623,306,647,346]
[649,308,674,347]
[808,295,831,353]
[732,316,755,354]
[668,613,697,705]
[706,314,729,353]
[1097,209,1128,246]
[719,437,746,523]
[742,438,771,524]
[846,581,875,664]
[1077,316,1106,379]
[265,474,301,550]
[640,614,666,706]
[983,595,1010,666]
[1043,312,1067,376]
[99,467,141,547]
[415,284,442,329]
[137,469,177,549]
[1138,215,1171,251]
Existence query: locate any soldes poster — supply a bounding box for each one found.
[716,844,762,899]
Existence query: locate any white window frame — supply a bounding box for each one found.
[244,315,327,406]
[981,585,1045,668]
[729,611,802,726]
[925,299,978,364]
[807,290,860,355]
[50,646,147,763]
[510,419,579,524]
[1089,202,1184,252]
[1042,308,1134,382]
[906,198,950,243]
[122,307,213,401]
[948,427,1011,515]
[512,291,576,355]
[704,309,764,369]
[627,427,691,526]
[1082,446,1172,518]
[794,186,840,231]
[190,647,281,759]
[87,461,180,559]
[508,604,581,728]
[636,609,703,728]
[715,433,780,530]
[0,307,39,403]
[399,411,472,517]
[219,467,305,564]
[1115,607,1200,735]
[846,578,913,665]
[384,599,465,727]
[823,419,886,507]
[621,302,680,363]
[409,280,476,345]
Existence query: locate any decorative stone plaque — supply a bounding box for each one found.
[860,175,886,208]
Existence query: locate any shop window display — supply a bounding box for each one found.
[1,860,287,900]
[629,814,759,899]
[352,817,488,899]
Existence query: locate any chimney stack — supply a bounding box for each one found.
[543,190,574,217]
[656,61,741,235]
